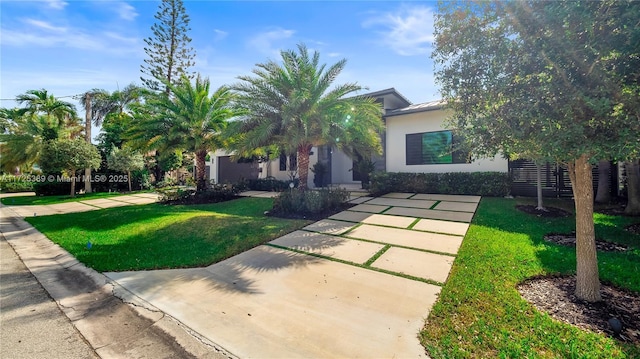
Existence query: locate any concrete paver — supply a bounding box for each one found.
[270,231,384,264]
[253,192,280,198]
[413,218,470,236]
[348,196,373,204]
[48,202,99,213]
[328,210,374,223]
[381,192,415,199]
[79,199,130,209]
[433,201,479,213]
[238,190,267,197]
[367,197,437,209]
[302,219,356,235]
[412,193,481,203]
[106,245,440,359]
[361,213,417,228]
[385,206,475,222]
[372,247,455,283]
[349,203,389,213]
[347,224,463,254]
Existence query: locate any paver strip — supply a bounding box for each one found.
[433,201,479,213]
[348,196,373,204]
[360,213,417,228]
[302,219,356,235]
[367,197,437,209]
[413,218,470,236]
[411,193,481,203]
[106,245,439,358]
[270,231,384,264]
[381,192,414,199]
[371,247,455,283]
[385,206,474,222]
[348,203,389,213]
[328,210,374,223]
[347,224,463,254]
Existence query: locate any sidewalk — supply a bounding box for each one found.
[0,193,229,359]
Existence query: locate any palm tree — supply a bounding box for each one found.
[16,89,77,128]
[231,43,384,190]
[130,75,238,191]
[79,85,142,192]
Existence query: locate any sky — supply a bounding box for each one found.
[0,0,440,139]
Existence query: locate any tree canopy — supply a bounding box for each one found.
[432,0,640,302]
[230,43,384,189]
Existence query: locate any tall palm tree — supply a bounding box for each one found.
[130,75,239,191]
[231,43,384,190]
[16,89,77,133]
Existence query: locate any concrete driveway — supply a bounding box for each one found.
[106,192,480,358]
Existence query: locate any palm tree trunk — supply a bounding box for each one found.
[625,159,640,215]
[568,155,601,302]
[84,94,92,193]
[595,160,611,203]
[297,144,312,190]
[536,163,545,210]
[195,150,207,192]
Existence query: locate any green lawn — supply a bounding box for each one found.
[1,191,151,206]
[26,197,311,272]
[420,197,640,358]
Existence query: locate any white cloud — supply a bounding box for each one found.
[327,52,341,58]
[115,2,138,21]
[22,18,67,33]
[247,27,295,57]
[362,5,436,56]
[43,0,68,10]
[213,29,228,42]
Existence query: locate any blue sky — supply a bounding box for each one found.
[1,0,439,136]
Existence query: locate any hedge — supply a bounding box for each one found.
[369,172,510,197]
[0,176,35,193]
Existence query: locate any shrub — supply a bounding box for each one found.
[158,184,241,205]
[243,177,298,191]
[272,188,350,216]
[369,172,510,197]
[0,175,35,193]
[33,179,71,196]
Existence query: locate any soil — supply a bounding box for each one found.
[544,233,629,252]
[518,276,640,344]
[267,203,356,221]
[516,205,571,218]
[626,223,640,235]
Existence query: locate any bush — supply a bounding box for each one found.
[0,175,35,193]
[272,188,350,216]
[158,184,241,205]
[243,177,298,191]
[33,180,71,196]
[369,172,510,197]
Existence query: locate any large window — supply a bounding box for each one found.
[406,130,468,165]
[279,153,297,171]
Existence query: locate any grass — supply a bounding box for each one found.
[1,191,151,206]
[420,197,640,358]
[25,197,311,272]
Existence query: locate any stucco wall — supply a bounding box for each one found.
[385,110,508,173]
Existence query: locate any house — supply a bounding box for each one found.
[205,88,508,188]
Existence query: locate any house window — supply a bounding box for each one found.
[406,130,468,165]
[279,153,297,171]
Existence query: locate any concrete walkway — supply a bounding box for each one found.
[106,192,480,358]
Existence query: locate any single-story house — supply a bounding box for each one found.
[205,88,508,188]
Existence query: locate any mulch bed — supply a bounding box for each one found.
[267,203,356,221]
[543,233,629,252]
[518,276,640,344]
[516,205,571,218]
[626,223,640,235]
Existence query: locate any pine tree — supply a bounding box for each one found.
[140,0,195,94]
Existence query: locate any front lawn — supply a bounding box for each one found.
[26,197,311,272]
[2,191,149,206]
[421,197,640,358]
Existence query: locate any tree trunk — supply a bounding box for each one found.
[154,151,164,184]
[297,144,312,190]
[625,159,640,215]
[70,168,76,197]
[595,160,611,203]
[127,170,132,192]
[536,163,545,210]
[84,94,92,193]
[567,155,601,302]
[195,150,207,192]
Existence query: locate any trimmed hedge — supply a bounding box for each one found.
[243,177,299,192]
[0,176,35,193]
[369,172,510,197]
[158,184,241,205]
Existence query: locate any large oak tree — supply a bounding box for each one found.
[432,1,640,302]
